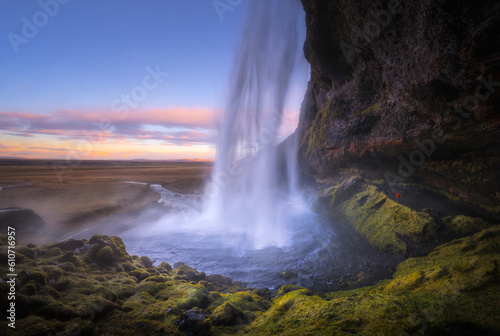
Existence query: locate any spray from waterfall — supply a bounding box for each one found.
[202,0,308,249]
[67,0,343,288]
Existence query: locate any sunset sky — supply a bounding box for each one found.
[0,1,306,160]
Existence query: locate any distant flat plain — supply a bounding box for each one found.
[0,159,212,244]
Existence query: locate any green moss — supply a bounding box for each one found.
[176,264,206,281]
[442,215,493,236]
[22,282,38,295]
[122,291,168,320]
[330,184,436,253]
[30,270,48,285]
[5,226,498,336]
[138,256,153,268]
[158,261,173,271]
[163,283,210,310]
[241,227,500,335]
[40,265,64,280]
[212,302,245,326]
[95,311,180,335]
[37,300,77,320]
[48,247,63,256]
[1,316,62,336]
[96,246,116,264]
[277,285,310,296]
[354,102,381,116]
[59,261,76,272]
[130,269,151,281]
[207,290,271,328]
[306,100,332,155]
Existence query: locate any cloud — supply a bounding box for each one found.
[0,107,217,146]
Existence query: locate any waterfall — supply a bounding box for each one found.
[81,1,340,288]
[201,0,308,249]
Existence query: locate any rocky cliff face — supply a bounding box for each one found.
[298,0,500,215]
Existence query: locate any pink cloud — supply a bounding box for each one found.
[0,107,216,146]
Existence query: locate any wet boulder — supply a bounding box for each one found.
[138,256,153,268]
[158,261,172,271]
[177,308,211,335]
[280,270,298,280]
[176,264,206,282]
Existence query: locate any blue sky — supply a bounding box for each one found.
[0,0,307,160]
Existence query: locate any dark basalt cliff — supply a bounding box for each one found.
[298,0,500,214]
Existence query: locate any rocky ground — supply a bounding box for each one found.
[0,219,498,335]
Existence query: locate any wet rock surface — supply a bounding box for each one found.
[298,0,500,215]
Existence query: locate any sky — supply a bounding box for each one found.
[0,0,307,160]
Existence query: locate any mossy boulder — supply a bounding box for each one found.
[30,270,47,286]
[59,262,76,272]
[37,301,77,321]
[168,283,210,310]
[443,215,493,237]
[87,235,130,262]
[325,181,437,253]
[22,282,37,295]
[48,246,63,256]
[206,274,232,286]
[40,265,64,280]
[277,285,311,296]
[158,261,173,271]
[208,291,271,326]
[177,308,211,335]
[96,246,116,265]
[280,270,298,280]
[176,264,206,282]
[130,269,150,281]
[17,246,36,258]
[138,256,153,268]
[212,302,245,326]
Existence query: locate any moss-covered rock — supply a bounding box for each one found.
[59,261,76,272]
[212,302,245,326]
[443,215,493,237]
[176,264,206,282]
[280,270,298,280]
[48,246,63,256]
[30,270,47,286]
[138,255,153,268]
[177,308,211,334]
[242,226,500,335]
[325,181,437,253]
[96,246,116,265]
[2,224,497,335]
[158,261,172,271]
